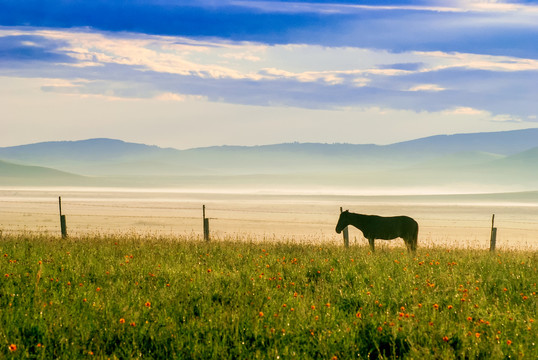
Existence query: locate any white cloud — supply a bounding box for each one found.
[408,84,445,92]
[442,107,486,115]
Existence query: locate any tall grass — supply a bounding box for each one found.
[1,234,536,359]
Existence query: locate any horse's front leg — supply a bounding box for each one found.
[368,238,375,252]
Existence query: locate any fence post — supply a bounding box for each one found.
[340,207,349,248]
[59,196,67,239]
[203,205,210,242]
[490,214,497,252]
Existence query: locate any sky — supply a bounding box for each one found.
[1,0,537,149]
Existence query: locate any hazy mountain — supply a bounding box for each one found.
[1,128,537,191]
[386,128,538,156]
[0,159,87,185]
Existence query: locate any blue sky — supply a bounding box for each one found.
[1,0,537,148]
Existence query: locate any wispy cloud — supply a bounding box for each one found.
[0,27,536,118]
[0,1,536,147]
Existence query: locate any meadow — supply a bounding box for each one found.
[1,233,536,359]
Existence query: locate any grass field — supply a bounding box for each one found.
[0,234,536,359]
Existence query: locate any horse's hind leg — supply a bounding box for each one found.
[405,236,417,253]
[368,238,375,252]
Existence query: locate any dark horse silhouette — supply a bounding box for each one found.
[336,210,418,252]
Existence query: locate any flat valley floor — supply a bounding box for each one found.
[0,187,537,251]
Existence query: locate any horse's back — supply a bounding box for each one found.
[364,215,417,240]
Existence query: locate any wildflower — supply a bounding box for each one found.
[356,312,362,318]
[433,304,439,310]
[507,340,512,346]
[96,287,101,292]
[443,336,449,342]
[130,322,136,327]
[503,288,508,292]
[119,318,125,324]
[9,344,17,352]
[145,301,151,308]
[377,326,383,332]
[448,305,453,310]
[467,317,473,322]
[475,332,481,338]
[325,303,331,308]
[311,305,315,310]
[259,312,264,317]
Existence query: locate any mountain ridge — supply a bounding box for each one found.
[1,128,538,192]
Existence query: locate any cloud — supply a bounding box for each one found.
[0,35,75,63]
[0,27,536,121]
[407,84,445,92]
[1,1,536,58]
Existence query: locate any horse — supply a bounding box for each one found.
[336,210,418,252]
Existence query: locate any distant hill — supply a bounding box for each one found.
[0,159,87,185]
[1,128,537,192]
[386,128,538,156]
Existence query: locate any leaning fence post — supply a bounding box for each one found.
[490,214,497,252]
[340,207,349,248]
[203,205,210,242]
[59,196,67,239]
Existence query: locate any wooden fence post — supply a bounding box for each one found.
[340,207,349,248]
[59,196,67,239]
[203,205,210,242]
[490,214,497,252]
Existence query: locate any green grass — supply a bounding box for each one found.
[0,234,536,359]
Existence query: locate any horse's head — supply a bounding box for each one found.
[335,210,350,234]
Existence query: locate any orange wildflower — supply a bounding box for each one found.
[507,340,512,346]
[145,301,151,308]
[443,336,449,342]
[119,318,125,324]
[9,344,17,352]
[433,304,439,310]
[130,322,136,327]
[259,312,264,317]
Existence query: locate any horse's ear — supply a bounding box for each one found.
[344,209,349,213]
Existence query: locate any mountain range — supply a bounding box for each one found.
[1,128,538,193]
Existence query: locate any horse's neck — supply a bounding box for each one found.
[348,213,368,228]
